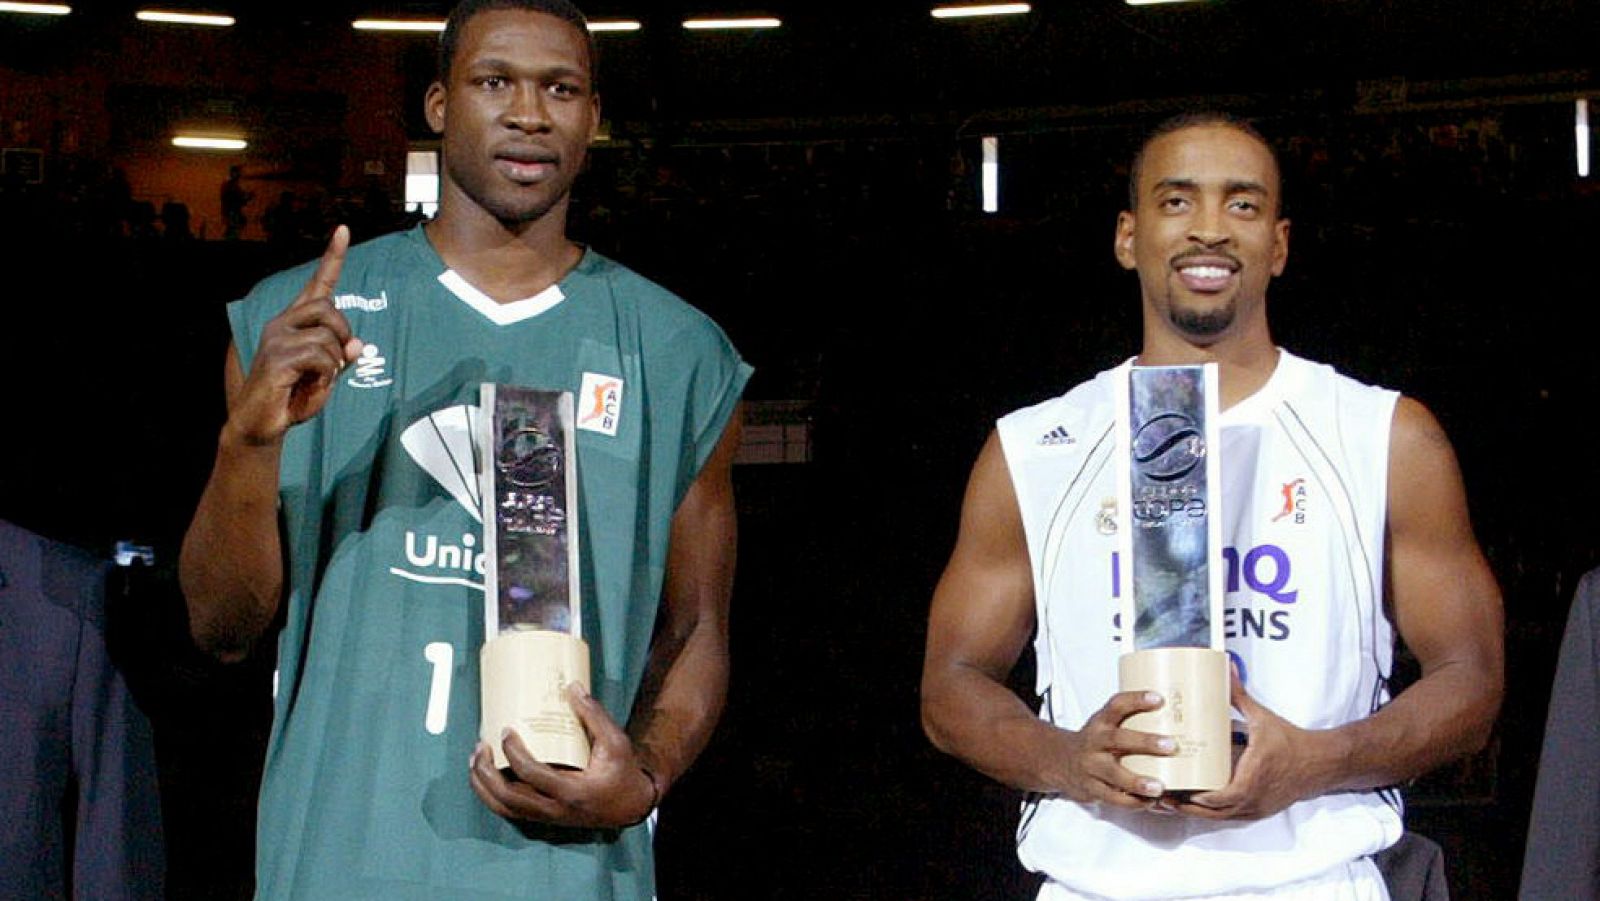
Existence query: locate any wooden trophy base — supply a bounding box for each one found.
[1118,647,1231,792]
[480,630,591,770]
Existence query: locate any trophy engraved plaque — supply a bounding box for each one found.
[1114,364,1230,792]
[478,384,591,770]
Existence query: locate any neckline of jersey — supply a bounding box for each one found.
[406,225,596,327]
[1220,348,1299,422]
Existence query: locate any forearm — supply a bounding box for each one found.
[178,432,285,661]
[923,663,1072,793]
[1317,657,1501,794]
[630,412,742,794]
[626,607,729,794]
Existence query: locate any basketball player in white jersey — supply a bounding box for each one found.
[920,114,1503,900]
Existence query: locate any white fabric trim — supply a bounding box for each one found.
[437,269,566,325]
[1038,857,1388,900]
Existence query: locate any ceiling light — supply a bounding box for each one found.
[981,136,1000,213]
[0,3,71,14]
[932,4,1031,19]
[588,19,641,32]
[682,17,781,30]
[1578,99,1591,179]
[352,18,445,32]
[137,10,235,26]
[173,135,248,150]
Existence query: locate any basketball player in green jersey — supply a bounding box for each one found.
[180,1,748,897]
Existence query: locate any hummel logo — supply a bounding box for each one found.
[347,344,393,389]
[335,290,389,312]
[1038,425,1076,446]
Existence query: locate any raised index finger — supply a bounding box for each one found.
[293,224,349,307]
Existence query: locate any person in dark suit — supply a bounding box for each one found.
[0,519,164,900]
[1520,568,1600,899]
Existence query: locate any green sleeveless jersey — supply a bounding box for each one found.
[228,226,750,900]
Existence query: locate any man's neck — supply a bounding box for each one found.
[1135,318,1280,411]
[425,201,582,304]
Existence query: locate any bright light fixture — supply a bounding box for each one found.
[137,9,235,25]
[981,136,999,213]
[932,4,1031,19]
[0,3,72,14]
[406,149,440,218]
[352,18,445,32]
[356,15,636,32]
[173,136,248,150]
[1579,99,1591,179]
[682,17,781,30]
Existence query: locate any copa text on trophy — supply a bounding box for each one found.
[1113,364,1231,792]
[477,384,591,770]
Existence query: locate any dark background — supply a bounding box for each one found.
[3,1,1598,898]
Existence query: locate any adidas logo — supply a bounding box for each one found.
[1038,425,1076,446]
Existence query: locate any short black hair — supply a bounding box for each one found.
[436,0,597,84]
[1127,112,1284,216]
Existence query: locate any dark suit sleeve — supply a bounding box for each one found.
[1520,569,1600,900]
[62,558,164,901]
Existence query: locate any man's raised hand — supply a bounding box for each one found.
[225,226,363,447]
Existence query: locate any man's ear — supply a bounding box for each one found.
[1114,211,1138,271]
[424,81,446,135]
[1270,217,1291,277]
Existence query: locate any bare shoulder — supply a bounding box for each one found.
[939,429,1032,610]
[1380,394,1502,702]
[1384,394,1491,608]
[1387,396,1468,523]
[925,429,1035,680]
[962,431,1025,549]
[1390,395,1453,460]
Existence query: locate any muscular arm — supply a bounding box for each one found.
[921,433,1170,805]
[1183,397,1503,818]
[1326,396,1503,787]
[179,228,360,662]
[626,409,742,796]
[177,345,286,661]
[470,410,744,826]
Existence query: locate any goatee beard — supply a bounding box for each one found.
[1171,305,1234,338]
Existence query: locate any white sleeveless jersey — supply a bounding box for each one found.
[996,350,1403,900]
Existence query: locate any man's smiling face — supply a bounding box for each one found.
[1115,124,1290,344]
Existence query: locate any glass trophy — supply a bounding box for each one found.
[477,384,591,770]
[1113,364,1230,792]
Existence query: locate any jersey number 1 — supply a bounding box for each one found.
[423,641,454,735]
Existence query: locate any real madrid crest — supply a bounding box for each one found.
[1095,497,1118,535]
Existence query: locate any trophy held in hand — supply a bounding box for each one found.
[478,384,591,770]
[1115,364,1231,793]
